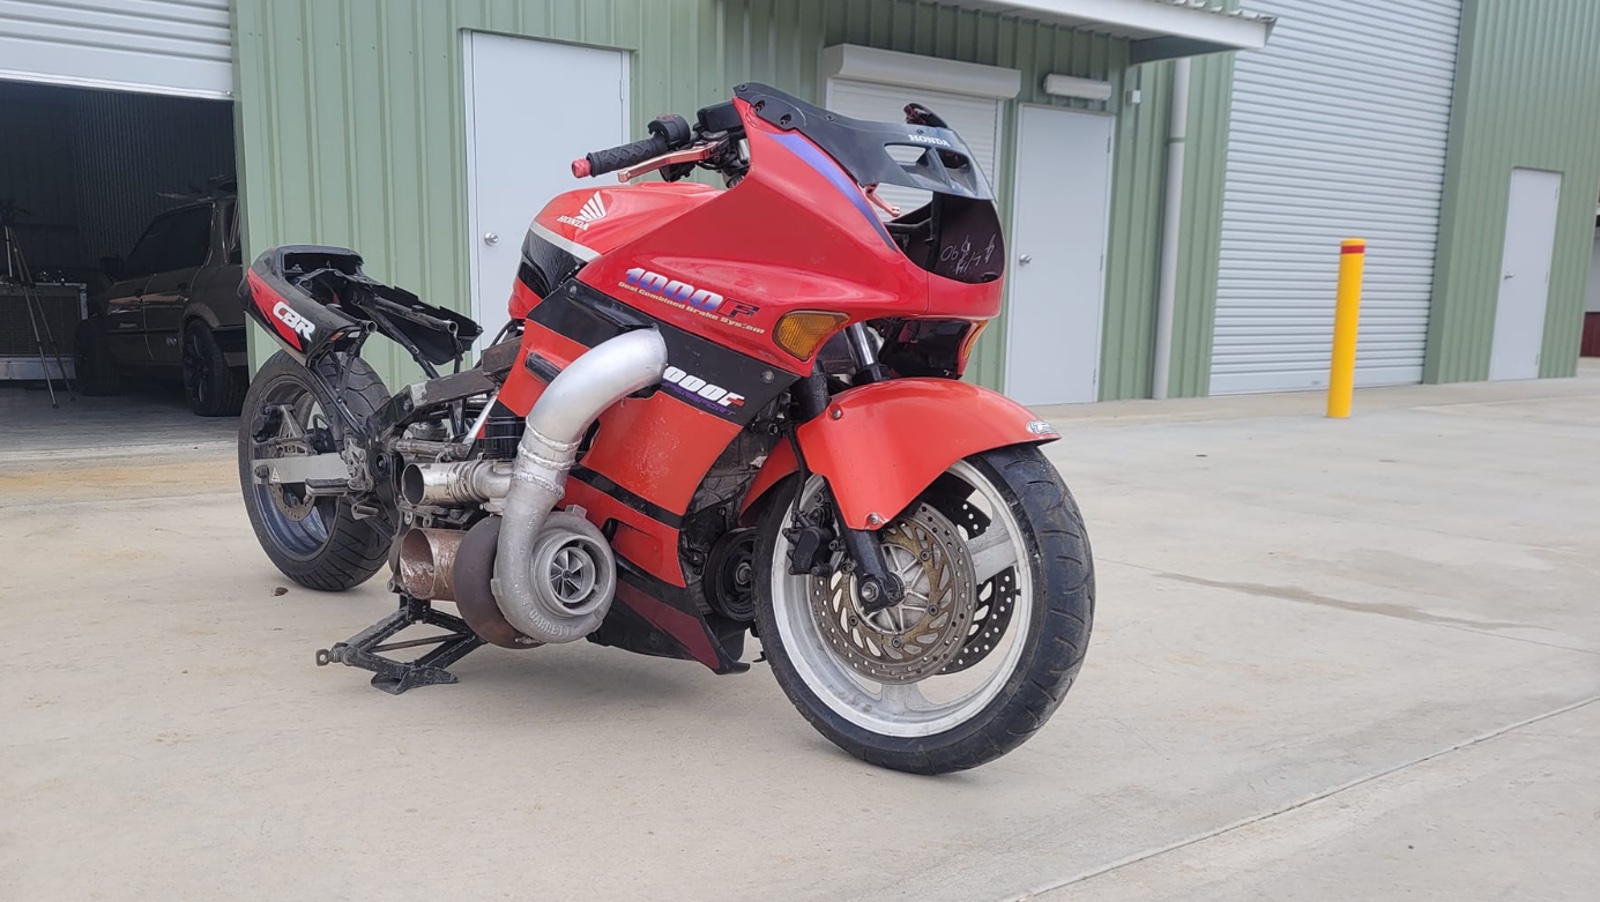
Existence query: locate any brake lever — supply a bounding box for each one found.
[616,140,726,182]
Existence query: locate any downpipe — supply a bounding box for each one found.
[491,329,668,642]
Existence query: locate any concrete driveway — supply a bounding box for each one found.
[3,368,1598,901]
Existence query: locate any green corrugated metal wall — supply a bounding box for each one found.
[1098,52,1236,400]
[1165,52,1235,399]
[233,0,1207,398]
[1426,0,1600,382]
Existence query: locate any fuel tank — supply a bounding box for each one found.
[511,182,720,321]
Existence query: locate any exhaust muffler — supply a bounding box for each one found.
[396,527,464,601]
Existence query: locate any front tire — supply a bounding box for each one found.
[238,351,392,591]
[754,444,1094,774]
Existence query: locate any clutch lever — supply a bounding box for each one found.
[615,140,726,182]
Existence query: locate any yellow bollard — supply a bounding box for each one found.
[1326,238,1366,418]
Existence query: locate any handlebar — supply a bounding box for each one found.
[572,113,694,179]
[571,135,670,179]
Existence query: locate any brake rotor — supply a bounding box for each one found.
[926,493,1020,676]
[264,401,328,520]
[806,502,977,683]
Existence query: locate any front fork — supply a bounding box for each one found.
[783,324,905,613]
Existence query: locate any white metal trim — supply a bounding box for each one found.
[1041,74,1114,101]
[462,31,485,332]
[954,0,1273,48]
[0,67,231,99]
[820,44,1022,100]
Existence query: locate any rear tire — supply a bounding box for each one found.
[73,317,120,396]
[754,444,1094,774]
[183,322,246,417]
[238,351,392,591]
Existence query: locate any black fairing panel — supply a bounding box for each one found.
[243,245,481,364]
[520,230,584,298]
[734,81,995,201]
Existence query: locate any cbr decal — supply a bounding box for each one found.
[273,300,316,340]
[619,267,765,335]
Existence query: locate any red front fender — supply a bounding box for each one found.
[742,378,1059,530]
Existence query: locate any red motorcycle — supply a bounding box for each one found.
[238,83,1093,773]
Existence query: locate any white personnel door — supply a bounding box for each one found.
[1005,107,1113,405]
[464,33,628,340]
[1488,168,1563,381]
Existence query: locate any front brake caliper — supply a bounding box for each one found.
[783,500,836,577]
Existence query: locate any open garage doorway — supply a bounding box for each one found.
[0,80,244,451]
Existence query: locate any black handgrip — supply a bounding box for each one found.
[574,135,670,178]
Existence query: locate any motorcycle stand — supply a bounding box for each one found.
[315,595,484,695]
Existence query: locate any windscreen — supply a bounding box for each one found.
[734,82,994,201]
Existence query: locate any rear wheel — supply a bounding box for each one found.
[238,351,392,591]
[183,322,245,416]
[754,445,1094,774]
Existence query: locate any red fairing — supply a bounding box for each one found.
[743,379,1058,529]
[495,90,1026,639]
[533,181,719,261]
[515,98,1001,372]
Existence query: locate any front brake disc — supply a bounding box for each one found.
[806,502,977,683]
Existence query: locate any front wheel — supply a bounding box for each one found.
[754,444,1094,774]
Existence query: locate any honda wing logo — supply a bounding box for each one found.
[557,193,607,231]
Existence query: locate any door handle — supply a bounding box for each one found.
[1018,254,1033,265]
[483,232,499,246]
[1502,272,1514,280]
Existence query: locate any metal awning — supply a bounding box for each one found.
[957,0,1275,63]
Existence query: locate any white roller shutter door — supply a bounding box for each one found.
[0,0,233,98]
[825,79,1003,216]
[1210,0,1462,394]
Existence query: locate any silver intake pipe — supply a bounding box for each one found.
[401,459,512,507]
[492,329,669,643]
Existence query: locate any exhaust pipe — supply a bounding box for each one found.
[492,329,668,643]
[396,527,464,600]
[402,459,512,507]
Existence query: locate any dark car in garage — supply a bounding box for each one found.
[74,186,248,416]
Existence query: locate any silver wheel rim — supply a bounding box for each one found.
[770,460,1035,738]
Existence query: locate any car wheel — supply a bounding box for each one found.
[73,317,120,396]
[183,322,246,417]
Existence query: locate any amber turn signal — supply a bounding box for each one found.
[774,311,849,361]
